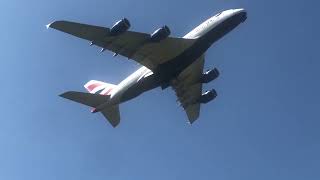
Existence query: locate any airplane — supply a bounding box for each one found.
[47,8,247,127]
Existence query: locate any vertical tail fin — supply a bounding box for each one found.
[84,80,117,95]
[83,80,121,127]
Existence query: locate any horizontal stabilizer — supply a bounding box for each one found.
[60,91,109,108]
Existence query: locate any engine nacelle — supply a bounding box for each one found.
[200,68,220,84]
[198,89,217,104]
[110,18,131,36]
[150,26,171,42]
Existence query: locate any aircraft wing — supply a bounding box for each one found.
[171,55,205,124]
[48,20,196,70]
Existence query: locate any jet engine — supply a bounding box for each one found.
[198,89,217,104]
[110,18,131,36]
[150,25,171,42]
[200,68,220,84]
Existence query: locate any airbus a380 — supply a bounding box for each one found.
[48,8,247,127]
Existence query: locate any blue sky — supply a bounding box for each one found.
[0,0,319,179]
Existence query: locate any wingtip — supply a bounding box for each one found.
[46,22,53,29]
[46,21,61,29]
[59,91,71,98]
[111,122,120,128]
[187,121,194,126]
[187,117,198,125]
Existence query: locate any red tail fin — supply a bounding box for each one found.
[84,80,116,96]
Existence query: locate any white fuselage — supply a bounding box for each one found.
[101,8,246,108]
[110,66,152,99]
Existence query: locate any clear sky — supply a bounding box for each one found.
[0,0,319,180]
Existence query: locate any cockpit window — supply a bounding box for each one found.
[215,12,222,17]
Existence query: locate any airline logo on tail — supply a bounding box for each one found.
[84,80,116,96]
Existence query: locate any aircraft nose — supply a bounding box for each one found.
[233,8,247,22]
[233,8,246,13]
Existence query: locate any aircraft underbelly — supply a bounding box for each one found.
[120,74,160,103]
